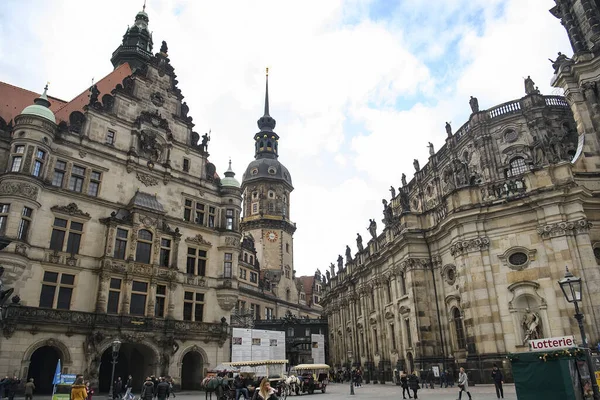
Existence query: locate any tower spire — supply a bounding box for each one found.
[264,68,270,117]
[257,67,276,132]
[143,0,146,12]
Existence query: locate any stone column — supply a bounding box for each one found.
[171,237,180,269]
[147,281,157,316]
[105,224,117,257]
[121,277,133,314]
[95,271,110,313]
[167,281,178,318]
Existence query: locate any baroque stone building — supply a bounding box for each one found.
[0,6,320,393]
[322,2,600,382]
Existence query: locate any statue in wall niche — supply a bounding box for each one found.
[368,219,378,240]
[389,186,396,199]
[356,233,364,252]
[401,173,407,187]
[345,245,352,263]
[522,308,542,344]
[531,135,546,165]
[455,161,468,186]
[469,96,479,113]
[337,255,344,272]
[399,188,410,212]
[139,131,164,162]
[442,169,455,193]
[445,122,452,137]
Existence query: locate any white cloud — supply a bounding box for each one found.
[0,0,573,276]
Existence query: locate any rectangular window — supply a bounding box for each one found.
[17,206,33,241]
[387,281,393,303]
[10,157,22,172]
[249,272,258,283]
[374,329,378,353]
[88,171,101,197]
[114,228,128,259]
[14,145,25,154]
[255,304,261,320]
[130,281,148,316]
[106,130,115,145]
[107,278,121,314]
[223,253,233,278]
[52,160,67,187]
[183,158,190,172]
[66,221,83,254]
[50,218,84,254]
[186,247,207,276]
[405,318,412,347]
[32,149,46,177]
[155,284,166,318]
[251,202,258,215]
[183,291,204,321]
[39,271,75,310]
[287,327,294,337]
[0,204,9,235]
[400,273,407,296]
[265,307,274,320]
[68,165,86,192]
[239,268,247,280]
[195,203,205,225]
[305,328,311,337]
[390,323,397,349]
[226,209,234,230]
[183,199,192,222]
[208,206,216,228]
[160,239,171,268]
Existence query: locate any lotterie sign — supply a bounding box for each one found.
[529,335,575,350]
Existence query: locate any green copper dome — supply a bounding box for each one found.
[221,160,241,189]
[21,85,56,124]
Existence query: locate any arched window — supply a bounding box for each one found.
[386,280,393,303]
[507,157,528,177]
[259,141,264,150]
[136,229,153,264]
[244,253,248,263]
[284,266,291,279]
[286,288,291,301]
[399,272,407,296]
[453,307,467,349]
[267,141,272,149]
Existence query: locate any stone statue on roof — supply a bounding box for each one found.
[356,233,364,252]
[549,52,569,74]
[201,132,210,152]
[337,255,344,272]
[390,186,396,198]
[445,122,452,137]
[413,159,420,172]
[401,173,407,187]
[368,219,377,240]
[345,245,352,263]
[89,84,100,105]
[469,96,479,113]
[428,142,435,156]
[524,76,538,95]
[160,40,168,55]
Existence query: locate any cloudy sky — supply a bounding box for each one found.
[0,0,571,277]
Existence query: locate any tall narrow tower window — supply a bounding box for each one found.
[226,209,234,230]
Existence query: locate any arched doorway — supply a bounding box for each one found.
[28,346,61,394]
[181,352,203,390]
[98,343,157,393]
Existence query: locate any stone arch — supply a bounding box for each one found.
[97,337,162,367]
[178,344,209,368]
[23,337,73,365]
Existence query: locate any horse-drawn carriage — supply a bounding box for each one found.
[224,360,290,400]
[290,364,330,394]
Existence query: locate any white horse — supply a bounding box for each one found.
[285,375,302,395]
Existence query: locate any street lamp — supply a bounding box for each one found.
[347,350,354,395]
[107,340,121,400]
[558,267,599,399]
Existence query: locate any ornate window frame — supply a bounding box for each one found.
[441,264,457,285]
[498,246,536,271]
[593,242,600,264]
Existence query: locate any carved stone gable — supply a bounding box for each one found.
[51,203,91,219]
[186,234,212,247]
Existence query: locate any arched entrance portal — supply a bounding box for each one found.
[28,346,61,394]
[181,352,203,390]
[99,343,157,393]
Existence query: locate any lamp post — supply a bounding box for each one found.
[107,340,121,400]
[347,350,354,395]
[558,267,599,400]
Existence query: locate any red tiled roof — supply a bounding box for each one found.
[0,63,132,125]
[299,276,315,300]
[55,63,132,122]
[0,82,67,124]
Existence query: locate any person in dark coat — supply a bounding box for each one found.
[155,378,170,400]
[7,376,21,400]
[24,378,35,400]
[234,375,249,400]
[141,378,155,400]
[0,376,9,400]
[113,377,123,400]
[491,364,504,399]
[151,376,158,398]
[407,372,420,400]
[400,370,411,399]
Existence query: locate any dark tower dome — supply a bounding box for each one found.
[111,4,153,71]
[242,69,293,191]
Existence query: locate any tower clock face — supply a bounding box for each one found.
[266,231,278,242]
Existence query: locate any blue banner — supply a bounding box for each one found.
[52,359,62,385]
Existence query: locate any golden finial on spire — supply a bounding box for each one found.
[266,67,269,77]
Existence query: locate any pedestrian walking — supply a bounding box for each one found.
[156,377,170,400]
[24,378,35,400]
[124,375,133,399]
[407,371,420,400]
[7,376,20,400]
[491,364,504,399]
[141,378,155,400]
[400,370,412,399]
[457,367,472,400]
[71,378,87,400]
[168,378,176,398]
[113,377,123,400]
[0,376,8,400]
[85,381,94,400]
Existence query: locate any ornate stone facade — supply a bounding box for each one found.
[322,85,600,384]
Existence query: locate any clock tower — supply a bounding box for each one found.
[241,69,298,304]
